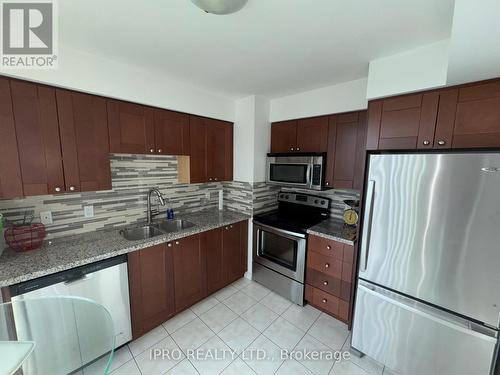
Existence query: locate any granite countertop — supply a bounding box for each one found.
[0,208,250,288]
[307,218,357,246]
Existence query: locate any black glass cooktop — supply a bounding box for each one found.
[253,210,328,234]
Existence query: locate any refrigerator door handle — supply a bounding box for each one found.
[360,180,375,272]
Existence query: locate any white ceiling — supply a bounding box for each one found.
[60,0,455,99]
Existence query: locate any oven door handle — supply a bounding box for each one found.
[253,221,307,239]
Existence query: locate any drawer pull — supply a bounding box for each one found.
[175,241,179,245]
[323,281,328,286]
[326,245,331,250]
[149,148,155,153]
[167,243,172,247]
[322,299,327,303]
[325,263,330,269]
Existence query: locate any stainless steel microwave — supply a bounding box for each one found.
[266,153,325,190]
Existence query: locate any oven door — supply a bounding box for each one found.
[266,157,312,188]
[253,222,306,282]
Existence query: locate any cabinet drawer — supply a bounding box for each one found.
[308,235,343,259]
[312,287,339,316]
[306,268,341,296]
[307,251,342,278]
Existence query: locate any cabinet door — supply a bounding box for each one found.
[296,116,329,152]
[56,90,111,193]
[333,113,359,189]
[207,119,233,182]
[353,111,368,191]
[10,80,65,196]
[324,115,337,188]
[128,244,175,339]
[271,120,297,153]
[154,109,190,155]
[224,221,246,284]
[0,78,23,198]
[367,93,440,151]
[204,228,226,294]
[452,81,500,148]
[173,234,207,312]
[107,100,155,154]
[189,115,207,183]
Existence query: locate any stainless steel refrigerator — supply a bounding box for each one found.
[352,152,500,375]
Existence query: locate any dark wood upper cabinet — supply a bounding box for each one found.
[451,81,500,148]
[172,234,207,312]
[10,80,65,196]
[207,119,233,182]
[189,115,208,183]
[0,77,23,198]
[107,100,155,154]
[56,90,112,192]
[296,117,329,152]
[189,115,233,183]
[271,120,297,153]
[325,111,367,190]
[128,243,175,339]
[154,109,190,155]
[367,93,441,150]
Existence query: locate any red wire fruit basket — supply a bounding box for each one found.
[4,223,46,252]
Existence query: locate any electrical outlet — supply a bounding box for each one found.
[40,211,53,225]
[84,205,94,218]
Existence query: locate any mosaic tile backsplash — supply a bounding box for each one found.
[0,154,359,239]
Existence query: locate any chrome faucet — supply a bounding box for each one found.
[147,188,166,224]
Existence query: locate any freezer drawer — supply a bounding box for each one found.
[352,281,498,375]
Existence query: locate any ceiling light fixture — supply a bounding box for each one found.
[191,0,248,15]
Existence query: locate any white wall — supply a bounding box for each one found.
[233,96,256,182]
[0,45,235,121]
[269,78,368,122]
[367,39,450,99]
[253,96,270,182]
[447,0,500,85]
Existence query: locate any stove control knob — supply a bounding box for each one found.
[280,194,284,198]
[285,195,289,199]
[314,200,319,204]
[321,200,325,205]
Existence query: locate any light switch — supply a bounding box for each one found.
[40,211,53,225]
[84,205,94,218]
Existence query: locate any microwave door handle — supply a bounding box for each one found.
[360,180,375,272]
[306,164,312,187]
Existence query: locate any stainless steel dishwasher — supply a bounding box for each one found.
[9,255,132,374]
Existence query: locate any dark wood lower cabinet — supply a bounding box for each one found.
[128,221,248,339]
[128,243,175,339]
[172,234,207,312]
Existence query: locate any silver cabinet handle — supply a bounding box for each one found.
[322,299,327,303]
[149,148,154,153]
[360,180,375,272]
[167,243,172,247]
[326,245,331,250]
[437,140,446,146]
[296,147,300,151]
[69,186,75,191]
[54,187,62,192]
[323,281,328,286]
[158,149,162,153]
[214,177,218,181]
[325,181,329,186]
[175,241,179,245]
[230,225,233,228]
[422,140,430,146]
[290,147,294,151]
[209,178,213,181]
[324,263,330,269]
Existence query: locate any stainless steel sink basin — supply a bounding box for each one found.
[153,219,196,233]
[119,219,196,240]
[119,225,163,241]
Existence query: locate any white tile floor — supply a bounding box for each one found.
[100,278,393,375]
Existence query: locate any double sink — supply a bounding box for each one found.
[120,219,196,241]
